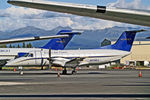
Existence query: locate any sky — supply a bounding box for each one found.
[1,0,150,31]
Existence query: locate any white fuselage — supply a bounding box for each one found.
[6,49,130,67]
[0,48,42,60]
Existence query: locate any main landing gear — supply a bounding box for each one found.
[62,67,67,75]
[62,67,77,75]
[0,67,2,70]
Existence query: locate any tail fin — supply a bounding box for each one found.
[41,30,81,50]
[101,30,145,52]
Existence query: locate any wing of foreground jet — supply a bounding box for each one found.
[8,0,150,27]
[0,35,69,44]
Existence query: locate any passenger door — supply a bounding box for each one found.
[35,51,42,66]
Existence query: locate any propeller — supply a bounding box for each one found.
[48,48,52,69]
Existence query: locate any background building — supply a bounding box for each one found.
[121,41,150,66]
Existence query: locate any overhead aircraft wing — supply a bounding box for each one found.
[0,30,82,44]
[0,35,69,44]
[8,0,150,27]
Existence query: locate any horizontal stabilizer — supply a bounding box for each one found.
[126,29,146,33]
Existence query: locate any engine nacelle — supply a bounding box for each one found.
[52,58,70,67]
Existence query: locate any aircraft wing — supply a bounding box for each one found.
[52,57,84,67]
[0,35,68,44]
[8,0,150,27]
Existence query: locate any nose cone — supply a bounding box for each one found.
[5,62,12,67]
[5,60,17,67]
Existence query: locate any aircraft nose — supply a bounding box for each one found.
[5,62,11,67]
[5,61,15,67]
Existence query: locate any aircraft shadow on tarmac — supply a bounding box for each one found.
[104,84,150,86]
[0,94,150,98]
[0,72,57,75]
[135,82,150,84]
[0,79,32,82]
[0,71,107,75]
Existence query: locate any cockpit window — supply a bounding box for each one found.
[14,56,18,59]
[15,53,33,59]
[23,53,33,57]
[23,53,29,57]
[28,53,33,57]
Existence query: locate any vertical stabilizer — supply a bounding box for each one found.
[41,30,81,50]
[101,30,145,52]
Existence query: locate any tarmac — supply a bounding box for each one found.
[0,70,150,100]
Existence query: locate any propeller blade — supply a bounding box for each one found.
[49,48,52,69]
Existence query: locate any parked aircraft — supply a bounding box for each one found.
[8,0,150,27]
[0,30,81,69]
[5,30,144,74]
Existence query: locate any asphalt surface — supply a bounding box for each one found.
[0,70,150,99]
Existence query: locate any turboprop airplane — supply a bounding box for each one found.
[0,30,81,69]
[5,30,145,74]
[8,0,150,27]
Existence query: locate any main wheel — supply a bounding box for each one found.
[19,71,24,75]
[41,66,44,70]
[62,69,67,75]
[0,67,2,70]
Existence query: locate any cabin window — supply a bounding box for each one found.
[22,53,33,57]
[23,53,29,57]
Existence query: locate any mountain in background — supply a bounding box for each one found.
[0,26,150,49]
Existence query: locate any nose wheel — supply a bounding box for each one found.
[72,67,77,74]
[72,70,76,74]
[18,66,23,75]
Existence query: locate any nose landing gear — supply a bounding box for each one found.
[18,66,23,75]
[72,67,77,74]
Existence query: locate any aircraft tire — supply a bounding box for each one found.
[62,70,67,75]
[0,67,2,70]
